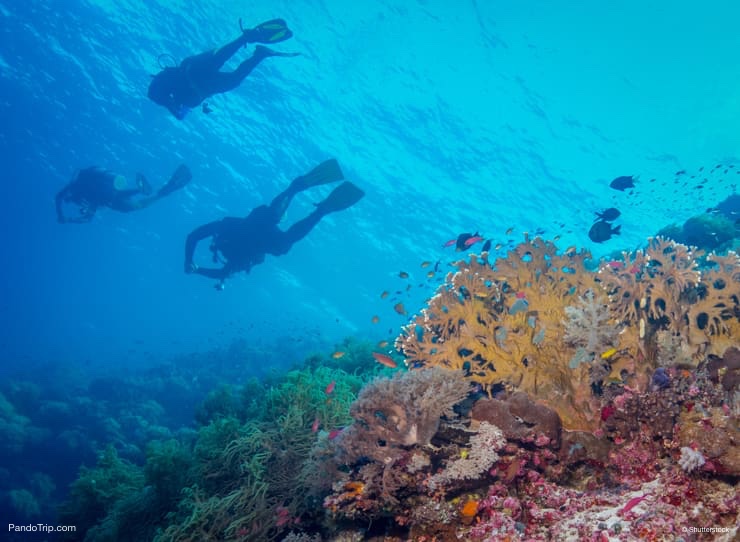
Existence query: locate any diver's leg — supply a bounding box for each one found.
[108,191,144,212]
[213,46,299,93]
[267,185,301,222]
[210,34,252,69]
[270,211,323,255]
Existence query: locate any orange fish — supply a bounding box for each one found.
[380,291,389,299]
[420,261,431,268]
[426,271,435,278]
[399,271,409,279]
[325,380,336,395]
[393,302,406,315]
[377,340,389,348]
[371,315,380,324]
[332,351,345,359]
[372,352,398,368]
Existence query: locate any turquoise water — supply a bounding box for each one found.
[2,0,738,367]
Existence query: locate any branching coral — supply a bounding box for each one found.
[428,421,505,489]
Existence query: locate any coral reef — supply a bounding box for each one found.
[319,349,738,542]
[397,236,740,431]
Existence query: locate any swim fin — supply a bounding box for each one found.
[315,181,365,215]
[292,159,344,191]
[158,164,192,198]
[243,18,293,44]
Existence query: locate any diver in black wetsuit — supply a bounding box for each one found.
[184,160,364,288]
[55,165,191,223]
[147,19,299,119]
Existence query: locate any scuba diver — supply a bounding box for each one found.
[147,18,299,119]
[55,164,192,223]
[184,159,364,289]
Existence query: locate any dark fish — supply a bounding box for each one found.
[202,102,213,114]
[595,207,621,222]
[588,220,621,243]
[481,239,492,252]
[609,175,636,191]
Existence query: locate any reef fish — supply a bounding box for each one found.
[455,232,480,251]
[372,352,398,368]
[325,380,336,395]
[595,207,621,221]
[464,235,484,247]
[332,351,346,359]
[393,302,407,315]
[609,175,636,191]
[588,220,621,243]
[399,271,409,279]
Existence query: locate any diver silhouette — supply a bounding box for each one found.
[184,159,364,288]
[55,165,192,223]
[147,19,299,119]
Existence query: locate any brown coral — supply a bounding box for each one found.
[397,237,740,433]
[397,237,603,431]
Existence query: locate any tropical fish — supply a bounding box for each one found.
[494,243,503,250]
[600,348,618,360]
[443,239,457,247]
[380,291,389,299]
[371,315,380,324]
[455,232,480,251]
[515,291,526,299]
[332,351,346,359]
[377,340,389,348]
[399,271,409,279]
[464,235,484,247]
[505,227,514,235]
[328,428,342,440]
[393,302,406,315]
[609,175,636,191]
[426,271,435,278]
[421,261,431,268]
[588,220,621,243]
[372,352,398,368]
[595,207,621,221]
[325,380,336,395]
[311,417,320,433]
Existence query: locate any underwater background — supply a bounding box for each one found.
[0,0,738,541]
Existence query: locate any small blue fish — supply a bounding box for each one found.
[652,367,670,389]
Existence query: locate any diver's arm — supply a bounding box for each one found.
[184,220,223,272]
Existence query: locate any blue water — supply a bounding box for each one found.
[2,0,738,368]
